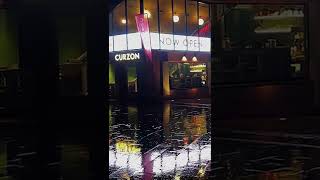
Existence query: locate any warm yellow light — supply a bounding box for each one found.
[181,55,187,61]
[144,9,151,18]
[198,18,204,26]
[173,15,180,23]
[192,56,198,62]
[121,19,126,24]
[115,141,141,153]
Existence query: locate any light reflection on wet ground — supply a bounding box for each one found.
[108,101,212,179]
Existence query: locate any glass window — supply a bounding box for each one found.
[109,13,113,35]
[109,64,116,97]
[199,2,210,37]
[187,1,198,36]
[128,66,137,93]
[169,63,208,89]
[213,4,306,83]
[144,0,159,33]
[159,0,173,34]
[173,0,186,35]
[112,1,126,35]
[127,0,140,33]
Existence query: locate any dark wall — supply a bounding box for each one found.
[309,0,320,107]
[213,81,314,118]
[55,15,86,64]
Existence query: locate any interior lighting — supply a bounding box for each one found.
[144,10,151,18]
[192,56,198,62]
[198,18,204,26]
[173,15,180,23]
[181,55,187,61]
[121,19,126,24]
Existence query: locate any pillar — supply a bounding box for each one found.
[309,1,320,108]
[17,0,60,179]
[86,0,108,179]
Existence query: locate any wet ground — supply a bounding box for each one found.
[108,101,212,179]
[1,100,320,179]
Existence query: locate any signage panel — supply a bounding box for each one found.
[113,34,127,51]
[109,33,211,52]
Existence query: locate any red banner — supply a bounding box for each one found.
[135,14,152,62]
[198,22,211,37]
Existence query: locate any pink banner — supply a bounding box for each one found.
[135,14,152,62]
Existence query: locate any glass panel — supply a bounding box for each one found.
[113,1,126,35]
[173,0,186,35]
[199,2,210,38]
[159,0,173,50]
[169,63,208,89]
[109,13,113,35]
[127,0,140,33]
[144,0,159,33]
[213,4,305,83]
[187,1,198,36]
[128,66,138,93]
[159,0,173,34]
[109,63,116,97]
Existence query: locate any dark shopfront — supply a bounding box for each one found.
[210,0,317,117]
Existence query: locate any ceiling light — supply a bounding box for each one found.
[173,15,179,23]
[198,18,204,26]
[181,55,187,61]
[144,10,151,18]
[192,56,198,62]
[121,19,126,24]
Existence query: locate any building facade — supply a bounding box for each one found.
[108,0,212,99]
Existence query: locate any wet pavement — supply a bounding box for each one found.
[214,130,320,180]
[108,101,212,179]
[2,100,320,179]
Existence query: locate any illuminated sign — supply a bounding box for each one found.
[114,52,140,61]
[109,33,211,52]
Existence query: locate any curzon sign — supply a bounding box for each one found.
[114,52,140,61]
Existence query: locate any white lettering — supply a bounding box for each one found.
[115,54,120,61]
[114,53,140,61]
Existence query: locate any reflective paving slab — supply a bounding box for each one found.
[108,101,212,179]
